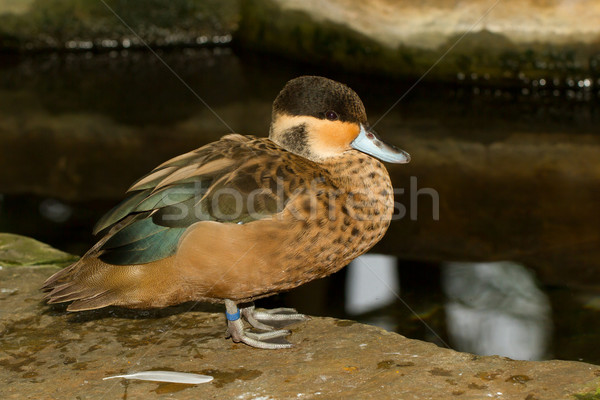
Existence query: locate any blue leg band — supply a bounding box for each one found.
[226,309,241,321]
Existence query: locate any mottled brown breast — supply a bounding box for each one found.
[266,150,394,290]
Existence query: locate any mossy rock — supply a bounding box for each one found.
[0,233,78,267]
[237,0,426,78]
[0,0,239,52]
[236,0,600,82]
[575,388,600,400]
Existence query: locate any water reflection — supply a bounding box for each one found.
[39,198,73,223]
[442,261,551,360]
[345,254,399,331]
[342,257,554,360]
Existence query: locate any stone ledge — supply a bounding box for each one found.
[0,235,599,399]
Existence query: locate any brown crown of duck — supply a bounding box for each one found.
[42,75,410,349]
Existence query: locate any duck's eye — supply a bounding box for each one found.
[325,110,339,121]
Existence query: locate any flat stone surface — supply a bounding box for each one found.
[1,238,599,399]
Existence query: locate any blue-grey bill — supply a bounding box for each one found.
[351,125,410,164]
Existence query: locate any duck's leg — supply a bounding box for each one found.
[241,302,309,330]
[224,300,294,349]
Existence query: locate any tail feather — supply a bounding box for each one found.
[41,264,77,291]
[67,290,120,311]
[41,213,140,295]
[46,287,103,304]
[42,258,119,310]
[41,252,180,311]
[42,282,74,297]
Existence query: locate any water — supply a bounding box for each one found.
[1,48,599,364]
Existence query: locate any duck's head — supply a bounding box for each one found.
[269,76,410,164]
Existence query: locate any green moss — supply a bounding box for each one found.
[574,388,600,400]
[0,233,78,267]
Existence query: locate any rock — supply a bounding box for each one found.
[1,237,599,399]
[3,0,599,81]
[238,0,600,80]
[0,233,78,267]
[276,0,600,49]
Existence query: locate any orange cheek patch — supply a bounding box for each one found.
[311,120,360,153]
[270,114,361,159]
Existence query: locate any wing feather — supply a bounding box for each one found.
[128,166,178,192]
[93,190,149,235]
[92,135,300,266]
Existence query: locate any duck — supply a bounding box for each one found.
[42,75,410,349]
